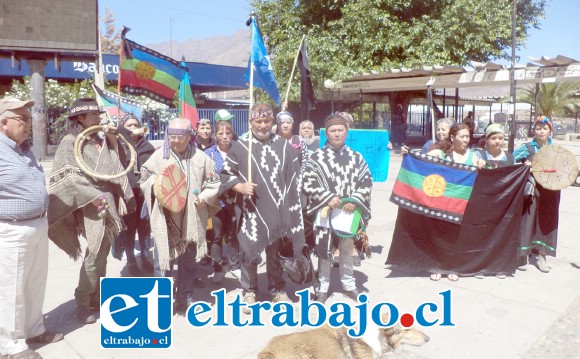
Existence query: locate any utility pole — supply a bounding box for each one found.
[508,0,517,152]
[170,18,174,58]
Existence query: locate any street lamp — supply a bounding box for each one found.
[324,79,335,113]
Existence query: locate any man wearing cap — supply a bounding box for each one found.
[140,118,220,312]
[219,103,306,313]
[48,98,135,325]
[0,96,64,359]
[302,112,372,303]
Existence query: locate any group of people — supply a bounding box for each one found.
[0,94,373,358]
[402,114,562,280]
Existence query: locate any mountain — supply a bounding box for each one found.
[146,29,249,67]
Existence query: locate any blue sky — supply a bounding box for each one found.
[100,0,580,62]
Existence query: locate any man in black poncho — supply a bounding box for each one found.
[302,113,372,303]
[219,103,305,313]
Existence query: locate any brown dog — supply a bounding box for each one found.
[258,313,430,359]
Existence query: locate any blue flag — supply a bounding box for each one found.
[245,18,280,105]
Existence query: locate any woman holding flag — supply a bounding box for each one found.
[427,123,485,281]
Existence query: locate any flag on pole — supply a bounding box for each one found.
[119,27,188,105]
[298,38,315,120]
[92,83,144,120]
[179,60,199,129]
[245,18,280,105]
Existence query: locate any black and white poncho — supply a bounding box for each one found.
[302,144,373,259]
[219,134,305,262]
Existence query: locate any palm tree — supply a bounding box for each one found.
[518,81,580,118]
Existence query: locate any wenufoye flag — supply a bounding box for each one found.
[119,27,188,105]
[390,152,478,223]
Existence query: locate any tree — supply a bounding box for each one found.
[101,7,121,54]
[251,0,546,121]
[518,82,580,118]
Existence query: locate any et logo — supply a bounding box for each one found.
[100,278,172,349]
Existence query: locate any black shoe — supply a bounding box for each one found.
[199,256,212,266]
[316,292,328,304]
[76,305,97,324]
[126,259,141,276]
[353,255,362,267]
[343,289,361,301]
[27,331,64,344]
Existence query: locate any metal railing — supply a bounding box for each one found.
[46,108,249,144]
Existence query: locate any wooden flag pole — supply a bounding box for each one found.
[282,34,306,111]
[247,14,255,184]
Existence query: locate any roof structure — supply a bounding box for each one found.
[330,55,580,104]
[0,53,248,93]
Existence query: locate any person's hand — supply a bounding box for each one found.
[194,198,207,208]
[328,196,341,209]
[524,160,532,166]
[342,203,356,213]
[401,144,410,154]
[387,141,393,150]
[92,195,106,207]
[234,182,257,197]
[476,159,486,169]
[103,124,119,149]
[281,101,288,112]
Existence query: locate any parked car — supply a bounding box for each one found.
[553,122,566,135]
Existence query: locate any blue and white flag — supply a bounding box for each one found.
[92,83,144,120]
[245,18,280,105]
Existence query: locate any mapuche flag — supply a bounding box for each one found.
[119,27,188,105]
[179,60,199,129]
[390,152,478,223]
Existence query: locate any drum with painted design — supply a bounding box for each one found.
[154,163,187,212]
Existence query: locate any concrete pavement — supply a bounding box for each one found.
[33,139,580,359]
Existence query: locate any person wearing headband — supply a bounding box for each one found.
[219,103,306,313]
[139,118,220,313]
[513,115,559,273]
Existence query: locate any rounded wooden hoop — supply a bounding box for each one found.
[74,125,136,181]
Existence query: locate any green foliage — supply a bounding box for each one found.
[6,78,94,144]
[251,0,546,104]
[518,82,580,117]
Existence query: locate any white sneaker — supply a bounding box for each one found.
[231,269,241,281]
[243,292,256,314]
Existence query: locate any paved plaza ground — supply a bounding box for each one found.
[33,139,580,359]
